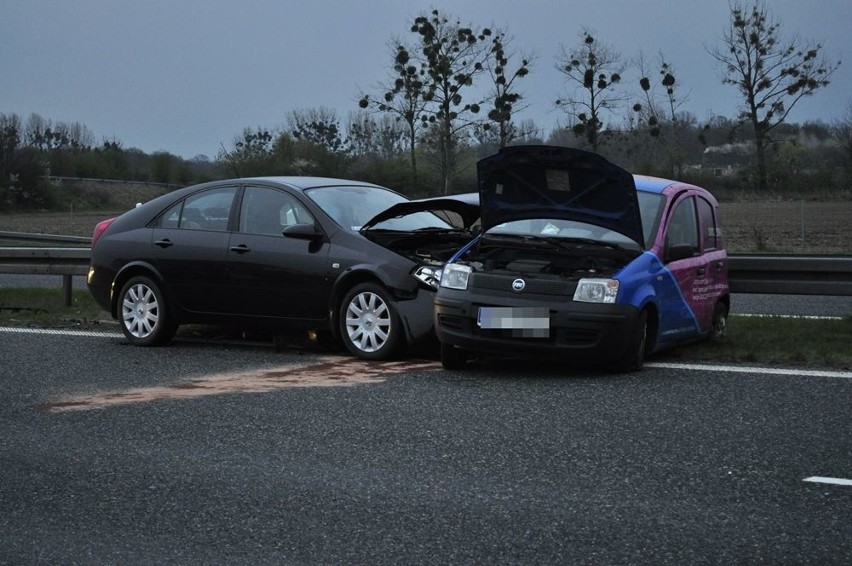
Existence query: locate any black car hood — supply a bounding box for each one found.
[360,193,480,231]
[359,193,480,265]
[477,145,644,247]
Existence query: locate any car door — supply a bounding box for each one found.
[225,185,332,320]
[658,194,707,340]
[692,194,728,331]
[150,186,237,314]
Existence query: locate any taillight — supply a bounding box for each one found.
[91,217,116,247]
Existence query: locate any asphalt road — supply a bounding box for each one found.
[2,330,851,564]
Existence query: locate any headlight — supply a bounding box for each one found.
[413,265,443,288]
[440,263,472,290]
[573,278,619,303]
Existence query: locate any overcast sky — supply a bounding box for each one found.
[1,0,849,159]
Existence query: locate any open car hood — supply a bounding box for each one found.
[360,193,480,231]
[478,145,644,247]
[359,193,480,266]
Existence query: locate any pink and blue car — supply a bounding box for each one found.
[434,145,729,372]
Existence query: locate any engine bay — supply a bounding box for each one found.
[461,237,639,280]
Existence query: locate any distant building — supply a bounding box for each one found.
[701,143,753,176]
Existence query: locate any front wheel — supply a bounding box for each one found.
[612,309,648,373]
[339,283,403,360]
[118,276,177,346]
[440,342,467,370]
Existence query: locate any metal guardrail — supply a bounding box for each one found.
[0,230,91,245]
[0,247,91,306]
[727,255,852,296]
[1,235,851,307]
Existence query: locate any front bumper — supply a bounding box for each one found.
[434,289,640,362]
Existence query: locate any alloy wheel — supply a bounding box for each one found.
[344,290,392,353]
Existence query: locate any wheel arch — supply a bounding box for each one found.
[111,262,167,318]
[328,269,390,340]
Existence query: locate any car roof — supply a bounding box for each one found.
[633,175,676,194]
[238,176,384,191]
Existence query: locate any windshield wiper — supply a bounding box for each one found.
[411,226,466,233]
[486,233,633,253]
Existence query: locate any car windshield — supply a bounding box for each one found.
[485,190,665,250]
[306,186,455,232]
[487,218,642,249]
[637,191,665,247]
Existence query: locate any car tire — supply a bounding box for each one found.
[440,343,467,370]
[118,276,177,346]
[612,309,648,373]
[710,301,728,343]
[339,283,403,360]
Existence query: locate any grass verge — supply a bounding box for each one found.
[652,315,852,370]
[0,288,109,329]
[1,288,850,370]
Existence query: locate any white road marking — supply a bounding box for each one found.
[737,313,844,320]
[803,477,852,486]
[647,362,852,380]
[0,326,121,338]
[2,326,851,379]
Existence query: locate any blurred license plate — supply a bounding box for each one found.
[477,307,550,338]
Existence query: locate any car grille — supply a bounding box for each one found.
[437,314,600,346]
[470,273,576,296]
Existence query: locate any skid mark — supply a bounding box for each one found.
[34,357,441,413]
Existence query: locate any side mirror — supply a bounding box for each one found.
[282,223,324,242]
[666,242,698,262]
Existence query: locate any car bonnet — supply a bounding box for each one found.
[360,193,481,231]
[477,145,645,248]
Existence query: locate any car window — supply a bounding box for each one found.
[239,186,315,236]
[180,187,237,231]
[665,196,699,256]
[160,202,181,228]
[696,196,720,252]
[152,187,236,230]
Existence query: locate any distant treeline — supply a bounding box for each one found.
[1,108,850,211]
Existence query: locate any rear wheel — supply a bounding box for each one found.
[710,301,728,343]
[440,343,467,370]
[612,309,648,373]
[118,276,177,346]
[339,283,403,360]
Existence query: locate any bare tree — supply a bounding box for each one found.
[482,32,532,148]
[359,41,430,189]
[708,0,840,191]
[834,101,852,179]
[346,112,406,160]
[555,30,627,152]
[216,127,275,177]
[411,10,493,194]
[288,108,345,154]
[633,53,689,176]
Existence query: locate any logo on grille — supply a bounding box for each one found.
[512,278,526,292]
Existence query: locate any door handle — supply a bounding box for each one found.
[154,239,173,248]
[696,267,706,276]
[229,245,251,254]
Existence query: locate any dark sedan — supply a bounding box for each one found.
[87,177,476,360]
